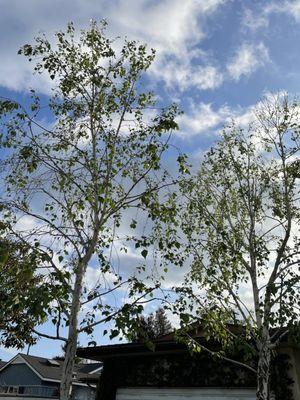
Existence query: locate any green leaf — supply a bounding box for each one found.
[109,329,119,339]
[141,249,148,259]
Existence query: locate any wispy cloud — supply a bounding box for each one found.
[0,0,227,93]
[242,1,300,33]
[177,102,231,137]
[265,0,300,22]
[241,8,269,32]
[175,98,265,139]
[227,42,270,81]
[152,58,223,92]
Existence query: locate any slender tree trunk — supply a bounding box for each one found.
[256,333,271,400]
[60,262,85,400]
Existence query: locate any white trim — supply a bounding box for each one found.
[0,356,15,372]
[72,382,90,387]
[0,356,22,373]
[88,366,102,374]
[116,387,256,400]
[10,356,24,365]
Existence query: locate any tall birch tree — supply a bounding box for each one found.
[176,94,300,400]
[0,21,181,400]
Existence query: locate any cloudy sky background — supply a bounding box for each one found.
[1,0,300,360]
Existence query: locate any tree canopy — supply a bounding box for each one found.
[171,94,300,400]
[0,20,183,400]
[0,236,64,348]
[129,307,173,342]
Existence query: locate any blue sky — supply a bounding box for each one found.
[1,0,300,361]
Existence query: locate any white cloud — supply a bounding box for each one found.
[114,0,204,56]
[15,215,38,232]
[84,266,119,292]
[193,65,224,90]
[285,0,300,20]
[144,0,226,91]
[0,0,226,93]
[245,1,300,33]
[0,56,50,94]
[177,102,231,137]
[113,0,226,57]
[152,59,223,92]
[175,97,265,139]
[227,42,270,81]
[241,8,269,32]
[265,1,300,22]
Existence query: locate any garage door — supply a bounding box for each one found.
[116,388,256,399]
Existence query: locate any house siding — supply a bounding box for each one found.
[0,397,54,400]
[278,346,300,400]
[116,388,256,400]
[96,354,256,400]
[0,356,96,400]
[95,350,297,400]
[0,364,42,386]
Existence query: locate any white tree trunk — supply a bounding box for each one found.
[256,336,271,400]
[60,262,85,400]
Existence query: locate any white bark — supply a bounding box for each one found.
[256,329,271,400]
[60,262,85,400]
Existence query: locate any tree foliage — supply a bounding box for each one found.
[172,94,300,400]
[0,234,67,348]
[0,20,183,400]
[129,307,173,342]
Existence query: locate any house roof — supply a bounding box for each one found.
[0,354,102,385]
[78,363,103,374]
[77,322,239,361]
[77,324,295,362]
[77,338,205,361]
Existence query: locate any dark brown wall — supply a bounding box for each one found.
[97,352,256,400]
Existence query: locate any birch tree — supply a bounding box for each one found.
[0,21,181,400]
[176,94,300,400]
